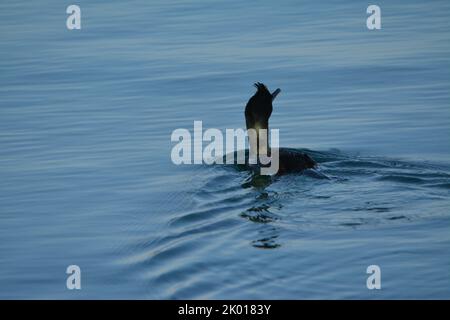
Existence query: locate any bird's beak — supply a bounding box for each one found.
[271,88,281,101]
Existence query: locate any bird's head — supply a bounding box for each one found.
[244,82,281,131]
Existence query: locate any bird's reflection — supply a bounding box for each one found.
[241,208,282,249]
[251,232,281,249]
[240,176,282,249]
[241,173,273,189]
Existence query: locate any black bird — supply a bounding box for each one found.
[244,82,316,174]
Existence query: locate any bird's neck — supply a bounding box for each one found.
[248,125,269,161]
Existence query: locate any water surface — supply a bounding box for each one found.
[0,0,449,298]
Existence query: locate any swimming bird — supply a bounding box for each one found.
[245,82,316,174]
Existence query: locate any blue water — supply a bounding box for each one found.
[1,0,450,299]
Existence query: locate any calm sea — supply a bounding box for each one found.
[1,0,449,298]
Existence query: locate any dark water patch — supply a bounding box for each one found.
[387,215,408,221]
[256,191,270,200]
[340,222,364,227]
[246,203,272,213]
[240,208,279,224]
[241,213,277,223]
[377,174,427,184]
[352,206,392,213]
[252,235,281,249]
[312,195,332,199]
